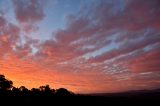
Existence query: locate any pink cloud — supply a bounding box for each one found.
[89,31,160,63]
[129,48,160,73]
[0,15,20,57]
[13,0,45,32]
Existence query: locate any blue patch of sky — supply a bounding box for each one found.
[32,0,95,41]
[84,41,118,59]
[0,0,18,25]
[143,42,160,52]
[112,0,126,15]
[83,33,120,59]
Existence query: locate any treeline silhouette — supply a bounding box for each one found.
[0,74,74,97]
[0,74,160,105]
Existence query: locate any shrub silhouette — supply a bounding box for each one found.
[56,88,73,96]
[0,75,13,91]
[19,86,28,92]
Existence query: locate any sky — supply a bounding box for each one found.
[0,0,160,93]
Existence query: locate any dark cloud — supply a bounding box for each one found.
[13,0,45,32]
[0,16,6,28]
[91,0,160,31]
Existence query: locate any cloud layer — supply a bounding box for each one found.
[0,0,160,93]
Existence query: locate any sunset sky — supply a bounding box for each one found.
[0,0,160,93]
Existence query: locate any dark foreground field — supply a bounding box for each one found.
[0,89,160,105]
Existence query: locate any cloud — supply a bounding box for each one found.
[89,30,160,63]
[35,0,160,92]
[37,0,160,64]
[0,15,20,57]
[0,16,6,27]
[0,15,33,59]
[13,0,45,32]
[0,0,160,93]
[129,48,160,73]
[91,0,160,31]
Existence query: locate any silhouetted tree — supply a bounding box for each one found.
[39,85,55,93]
[44,85,51,92]
[39,85,55,96]
[0,74,13,90]
[31,88,40,92]
[19,86,28,92]
[39,85,46,91]
[51,88,55,94]
[19,86,30,96]
[56,88,73,96]
[12,87,20,96]
[31,88,41,96]
[12,87,20,92]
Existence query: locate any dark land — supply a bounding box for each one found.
[0,74,160,105]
